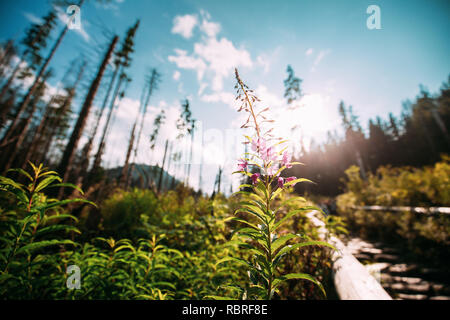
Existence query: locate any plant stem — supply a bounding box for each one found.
[235,69,261,139]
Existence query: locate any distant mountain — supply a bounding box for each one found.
[106,163,180,191]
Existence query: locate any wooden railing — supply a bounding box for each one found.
[306,211,392,300]
[352,205,450,215]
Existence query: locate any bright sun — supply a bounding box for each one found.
[274,93,338,153]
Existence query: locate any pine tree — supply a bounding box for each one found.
[128,68,161,183]
[1,70,53,172]
[157,139,169,194]
[57,35,119,188]
[119,113,138,188]
[91,20,140,174]
[0,11,57,123]
[21,60,86,169]
[283,65,302,105]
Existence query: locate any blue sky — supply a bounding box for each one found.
[0,0,449,192]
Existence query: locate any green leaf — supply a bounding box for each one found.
[284,178,313,188]
[41,198,97,211]
[270,139,288,149]
[215,256,249,269]
[35,225,80,237]
[16,239,77,255]
[48,183,84,195]
[232,227,264,242]
[244,135,253,143]
[231,218,259,230]
[271,234,296,252]
[232,170,253,177]
[204,295,237,300]
[28,162,38,175]
[232,191,266,205]
[289,161,304,166]
[274,197,307,214]
[7,168,33,181]
[152,281,177,290]
[272,206,320,232]
[38,170,59,178]
[270,188,283,201]
[240,199,267,213]
[234,206,267,225]
[273,240,337,262]
[34,175,62,193]
[274,273,326,297]
[44,214,79,223]
[0,176,25,192]
[255,182,269,202]
[238,184,254,190]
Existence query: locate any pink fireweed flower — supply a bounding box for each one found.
[282,151,292,168]
[266,165,279,177]
[262,146,278,163]
[285,176,297,185]
[251,137,267,154]
[277,177,284,188]
[250,173,260,185]
[237,159,248,171]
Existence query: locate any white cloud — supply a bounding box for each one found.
[200,91,235,107]
[256,55,270,73]
[23,12,43,24]
[255,85,285,110]
[194,37,252,91]
[173,70,180,81]
[171,14,198,39]
[199,14,220,38]
[168,11,252,93]
[198,82,208,95]
[305,48,314,56]
[311,49,331,72]
[168,49,207,80]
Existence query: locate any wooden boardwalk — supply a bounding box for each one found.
[307,211,392,300]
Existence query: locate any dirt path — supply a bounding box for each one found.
[343,237,450,300]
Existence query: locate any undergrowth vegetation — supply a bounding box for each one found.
[336,156,450,263]
[0,163,338,299]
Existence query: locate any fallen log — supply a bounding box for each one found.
[306,211,392,300]
[352,205,450,215]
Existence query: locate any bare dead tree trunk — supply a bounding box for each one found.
[119,120,137,188]
[186,126,195,186]
[57,35,118,190]
[0,59,21,105]
[0,40,14,66]
[217,166,222,194]
[1,25,70,145]
[1,0,86,145]
[2,73,51,173]
[198,133,204,191]
[157,139,169,194]
[21,61,86,169]
[91,72,124,172]
[164,141,173,189]
[85,65,120,153]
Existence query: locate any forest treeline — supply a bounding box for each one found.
[0,4,197,202]
[283,68,450,196]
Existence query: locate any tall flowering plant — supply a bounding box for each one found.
[217,69,335,300]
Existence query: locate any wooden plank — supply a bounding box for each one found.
[352,205,450,215]
[306,211,392,300]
